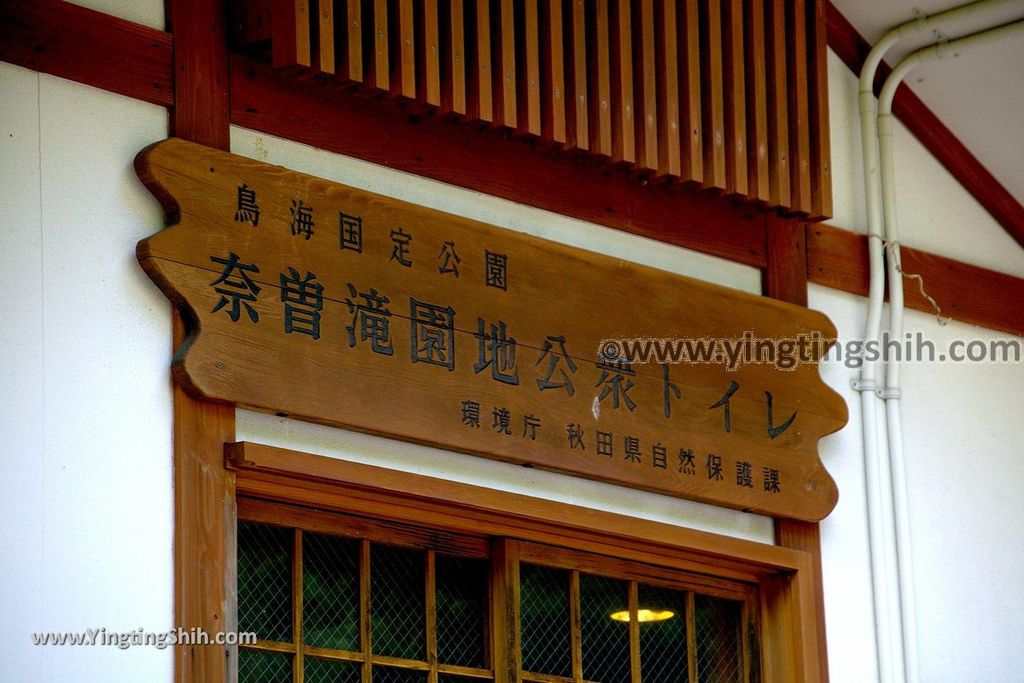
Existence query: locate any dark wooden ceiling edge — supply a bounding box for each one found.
[825,1,1024,252]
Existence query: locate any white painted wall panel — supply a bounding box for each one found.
[0,61,47,683]
[1,70,173,682]
[65,0,165,31]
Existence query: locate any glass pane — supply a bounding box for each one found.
[371,544,425,659]
[437,675,489,683]
[238,521,293,643]
[304,532,361,650]
[373,666,428,683]
[519,563,571,677]
[436,555,489,668]
[637,584,689,683]
[579,573,630,683]
[304,657,362,683]
[695,595,743,683]
[238,648,292,683]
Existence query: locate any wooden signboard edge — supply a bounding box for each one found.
[135,138,847,524]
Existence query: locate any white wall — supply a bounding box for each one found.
[819,49,1024,683]
[0,64,173,681]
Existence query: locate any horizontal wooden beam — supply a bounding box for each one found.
[0,0,174,107]
[808,223,1024,337]
[826,1,1024,253]
[227,441,806,578]
[229,54,768,267]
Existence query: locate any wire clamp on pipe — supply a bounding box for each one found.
[880,387,903,400]
[851,379,879,393]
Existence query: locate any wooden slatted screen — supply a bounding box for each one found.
[232,0,832,218]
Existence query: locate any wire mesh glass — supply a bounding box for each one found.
[370,544,426,660]
[238,647,292,683]
[303,531,361,651]
[637,583,689,683]
[372,665,428,683]
[437,675,488,683]
[519,563,572,678]
[304,656,362,683]
[579,573,630,683]
[238,521,293,643]
[694,594,743,683]
[436,554,489,668]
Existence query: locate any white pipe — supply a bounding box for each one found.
[875,18,1024,683]
[857,4,1022,682]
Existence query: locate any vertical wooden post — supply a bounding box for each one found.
[763,215,829,683]
[167,2,235,682]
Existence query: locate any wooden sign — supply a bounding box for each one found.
[137,138,846,521]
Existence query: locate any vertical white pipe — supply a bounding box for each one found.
[857,5,1021,682]
[875,20,1024,683]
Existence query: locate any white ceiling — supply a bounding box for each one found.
[831,0,1024,209]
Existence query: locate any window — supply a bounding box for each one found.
[237,500,492,682]
[226,442,823,682]
[237,500,758,683]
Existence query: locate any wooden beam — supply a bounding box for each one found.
[270,0,311,69]
[494,0,517,127]
[744,0,771,202]
[678,0,704,183]
[0,0,174,107]
[588,0,613,157]
[166,3,235,683]
[371,0,389,90]
[566,0,589,150]
[765,0,791,208]
[807,0,832,219]
[699,0,726,189]
[316,0,336,74]
[227,441,808,576]
[826,1,1024,251]
[419,0,442,105]
[763,216,830,683]
[230,54,768,266]
[540,0,566,143]
[609,0,635,164]
[655,0,681,178]
[724,0,749,197]
[442,0,466,113]
[785,0,812,213]
[633,0,658,171]
[394,0,416,97]
[808,223,1024,337]
[468,0,493,122]
[517,0,542,136]
[341,0,363,81]
[722,0,748,196]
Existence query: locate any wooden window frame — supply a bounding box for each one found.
[227,441,824,682]
[237,498,493,680]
